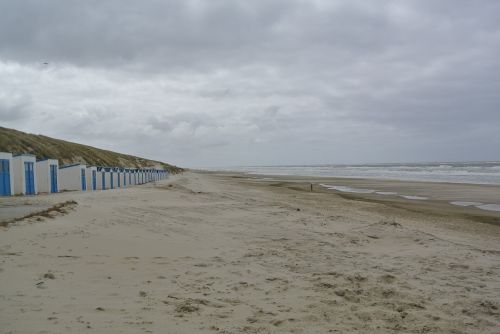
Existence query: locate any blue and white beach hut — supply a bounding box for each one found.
[0,152,14,196]
[59,164,87,191]
[36,158,59,193]
[86,166,97,191]
[12,154,37,195]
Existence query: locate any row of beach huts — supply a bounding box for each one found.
[0,152,168,196]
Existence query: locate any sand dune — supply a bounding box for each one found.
[1,172,499,333]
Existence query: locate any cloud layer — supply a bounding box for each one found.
[1,0,499,167]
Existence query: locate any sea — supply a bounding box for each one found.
[214,161,500,185]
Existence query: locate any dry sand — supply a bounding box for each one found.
[1,171,500,333]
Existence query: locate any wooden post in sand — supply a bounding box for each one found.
[310,183,313,192]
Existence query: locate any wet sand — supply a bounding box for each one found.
[1,171,499,333]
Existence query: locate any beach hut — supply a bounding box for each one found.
[86,166,97,191]
[122,168,127,187]
[0,152,14,196]
[104,167,114,189]
[123,168,127,186]
[111,168,119,188]
[116,168,121,188]
[59,164,87,191]
[36,159,59,193]
[96,167,106,190]
[126,168,132,186]
[118,168,126,187]
[124,168,130,187]
[12,154,37,195]
[136,169,141,184]
[132,169,138,185]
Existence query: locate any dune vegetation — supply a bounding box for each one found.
[0,126,182,173]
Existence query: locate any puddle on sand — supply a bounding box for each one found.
[375,191,398,195]
[450,201,483,207]
[450,201,500,212]
[476,204,500,212]
[319,184,376,194]
[400,195,428,200]
[320,184,500,212]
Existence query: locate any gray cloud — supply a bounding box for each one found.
[0,90,32,122]
[0,0,499,166]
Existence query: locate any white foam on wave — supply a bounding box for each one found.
[400,195,428,200]
[450,201,483,207]
[476,204,500,212]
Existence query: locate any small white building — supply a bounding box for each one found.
[122,168,127,187]
[36,159,59,193]
[0,152,14,196]
[131,169,138,185]
[122,168,127,186]
[135,169,141,184]
[59,164,87,191]
[111,168,119,188]
[104,167,114,189]
[122,168,129,187]
[115,168,121,188]
[140,169,145,184]
[117,168,126,187]
[96,167,107,190]
[12,154,37,195]
[86,166,97,191]
[125,168,131,186]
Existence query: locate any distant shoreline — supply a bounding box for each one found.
[202,161,500,186]
[202,170,500,220]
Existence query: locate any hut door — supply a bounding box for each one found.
[0,159,11,196]
[81,169,87,191]
[24,162,35,195]
[50,164,58,193]
[92,171,97,190]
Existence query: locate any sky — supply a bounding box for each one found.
[1,0,499,168]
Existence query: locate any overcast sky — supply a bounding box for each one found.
[1,0,499,167]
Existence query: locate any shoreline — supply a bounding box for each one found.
[198,170,500,221]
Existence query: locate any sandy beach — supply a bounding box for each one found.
[1,171,500,333]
